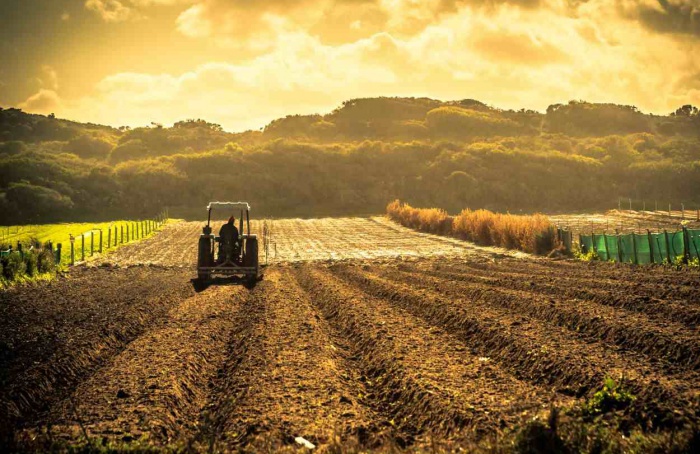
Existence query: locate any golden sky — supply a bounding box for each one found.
[1,0,699,131]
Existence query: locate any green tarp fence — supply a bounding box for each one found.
[580,228,700,264]
[689,229,700,259]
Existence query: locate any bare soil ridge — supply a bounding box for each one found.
[2,217,699,451]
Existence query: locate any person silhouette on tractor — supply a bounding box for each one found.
[218,216,239,264]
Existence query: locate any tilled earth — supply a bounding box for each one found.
[1,218,699,452]
[104,217,527,267]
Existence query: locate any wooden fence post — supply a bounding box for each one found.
[121,225,124,244]
[631,233,638,264]
[683,227,690,264]
[114,226,117,246]
[99,229,103,254]
[81,235,85,262]
[90,231,94,256]
[70,235,75,266]
[56,243,62,265]
[648,230,655,264]
[664,230,672,264]
[108,228,111,249]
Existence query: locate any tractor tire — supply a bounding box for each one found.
[244,237,259,282]
[197,235,213,281]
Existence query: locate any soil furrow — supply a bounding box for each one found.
[0,267,194,439]
[294,265,569,446]
[445,259,700,303]
[404,263,700,328]
[20,282,248,448]
[199,269,393,452]
[381,266,700,371]
[329,264,700,431]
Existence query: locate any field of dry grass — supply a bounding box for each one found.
[386,200,557,254]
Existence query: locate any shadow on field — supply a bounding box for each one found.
[190,274,263,292]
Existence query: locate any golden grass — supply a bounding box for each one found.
[387,200,557,255]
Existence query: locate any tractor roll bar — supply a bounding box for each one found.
[206,202,252,233]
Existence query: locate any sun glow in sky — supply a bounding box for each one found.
[1,0,699,131]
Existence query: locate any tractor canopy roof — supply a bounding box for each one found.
[207,202,251,211]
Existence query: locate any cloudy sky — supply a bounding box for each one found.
[1,0,698,131]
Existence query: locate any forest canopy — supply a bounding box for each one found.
[0,98,699,224]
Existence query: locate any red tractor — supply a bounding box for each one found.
[197,202,260,283]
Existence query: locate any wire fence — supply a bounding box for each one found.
[1,211,169,268]
[550,200,700,239]
[67,213,168,266]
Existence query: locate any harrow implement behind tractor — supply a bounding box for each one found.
[197,202,260,283]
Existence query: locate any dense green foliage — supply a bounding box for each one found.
[0,242,56,285]
[1,98,699,223]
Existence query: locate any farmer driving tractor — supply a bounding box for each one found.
[218,216,240,264]
[197,202,259,283]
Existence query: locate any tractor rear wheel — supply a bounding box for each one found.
[197,234,213,282]
[244,237,259,283]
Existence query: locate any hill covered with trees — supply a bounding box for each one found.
[1,98,699,223]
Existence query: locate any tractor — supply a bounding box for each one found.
[197,202,260,283]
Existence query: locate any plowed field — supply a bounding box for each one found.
[105,217,527,266]
[2,218,699,452]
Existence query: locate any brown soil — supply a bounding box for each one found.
[0,267,194,434]
[2,218,699,452]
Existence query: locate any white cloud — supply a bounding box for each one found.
[85,0,136,22]
[85,0,193,22]
[19,89,63,114]
[69,1,700,129]
[40,65,59,91]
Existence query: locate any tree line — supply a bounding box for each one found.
[0,98,699,224]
